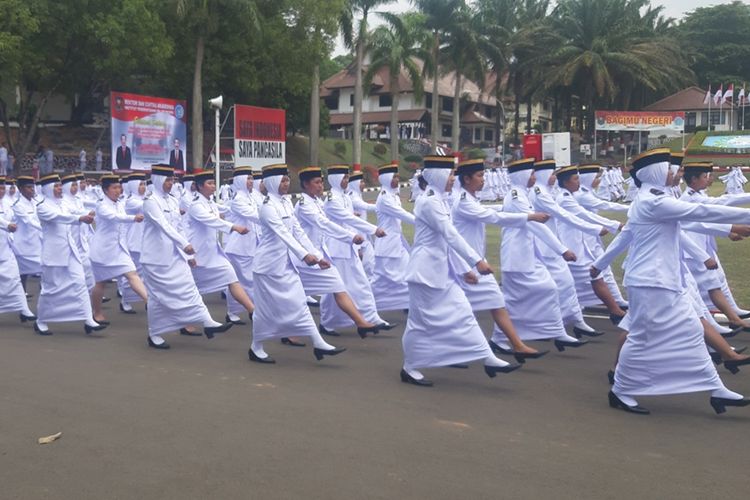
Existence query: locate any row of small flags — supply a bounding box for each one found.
[703,84,748,106]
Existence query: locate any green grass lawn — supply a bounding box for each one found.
[360,180,750,308]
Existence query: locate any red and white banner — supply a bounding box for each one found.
[595,111,685,132]
[110,91,187,171]
[234,105,285,169]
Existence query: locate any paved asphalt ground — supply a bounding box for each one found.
[2,279,750,500]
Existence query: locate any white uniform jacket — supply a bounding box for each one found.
[90,197,136,264]
[374,189,414,257]
[294,192,356,259]
[140,192,190,266]
[125,195,145,255]
[452,188,526,256]
[187,194,233,268]
[36,198,82,265]
[324,190,378,259]
[555,188,620,260]
[11,196,42,260]
[224,191,261,257]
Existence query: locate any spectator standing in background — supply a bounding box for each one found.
[0,143,8,176]
[95,147,103,171]
[79,148,87,170]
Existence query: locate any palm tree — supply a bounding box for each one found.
[176,0,259,171]
[340,0,393,170]
[412,0,464,153]
[364,13,428,163]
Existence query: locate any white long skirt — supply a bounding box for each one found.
[359,239,375,278]
[371,255,410,311]
[542,254,583,324]
[297,263,346,295]
[0,256,30,314]
[320,256,383,329]
[614,286,724,397]
[91,260,135,283]
[402,281,492,369]
[118,251,144,303]
[37,260,93,324]
[500,263,566,340]
[226,253,254,316]
[252,266,320,342]
[700,258,744,313]
[81,254,95,291]
[141,260,212,336]
[15,254,41,276]
[456,273,504,311]
[191,258,239,295]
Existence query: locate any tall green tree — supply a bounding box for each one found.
[365,12,427,162]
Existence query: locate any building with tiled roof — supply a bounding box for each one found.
[644,86,739,132]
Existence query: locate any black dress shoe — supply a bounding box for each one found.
[710,351,723,364]
[448,363,469,369]
[400,369,433,387]
[84,323,107,334]
[513,350,549,364]
[489,340,513,355]
[608,391,650,415]
[319,325,340,337]
[357,325,380,339]
[116,290,122,298]
[378,322,398,331]
[180,328,203,337]
[609,313,625,326]
[313,347,346,361]
[484,363,521,378]
[204,323,232,339]
[248,349,275,364]
[119,303,137,314]
[281,337,306,347]
[572,326,605,339]
[724,357,750,375]
[721,326,744,338]
[554,338,588,352]
[102,296,111,304]
[402,309,409,314]
[148,337,170,350]
[220,291,227,299]
[225,314,246,325]
[307,299,320,307]
[727,323,750,333]
[19,313,37,323]
[738,311,750,320]
[710,396,750,414]
[34,322,53,336]
[94,319,111,326]
[607,370,615,385]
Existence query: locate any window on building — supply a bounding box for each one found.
[474,128,481,141]
[378,94,392,107]
[485,106,493,118]
[442,124,452,137]
[324,96,339,111]
[484,129,494,142]
[442,97,453,113]
[686,112,696,130]
[349,94,354,107]
[701,110,726,125]
[425,93,432,109]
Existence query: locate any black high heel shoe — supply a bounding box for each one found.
[727,323,750,333]
[313,347,346,361]
[248,349,275,364]
[484,363,521,378]
[721,326,743,338]
[204,323,232,339]
[119,303,137,314]
[607,370,615,385]
[400,369,433,387]
[377,322,398,331]
[572,327,604,339]
[724,357,750,375]
[710,396,750,414]
[94,319,111,326]
[489,340,513,355]
[34,322,53,336]
[179,328,202,337]
[554,338,588,352]
[225,314,246,325]
[281,337,306,347]
[609,313,625,326]
[84,323,107,335]
[710,351,723,364]
[608,391,650,415]
[147,337,170,350]
[19,313,37,323]
[319,325,340,337]
[513,350,549,364]
[357,325,380,339]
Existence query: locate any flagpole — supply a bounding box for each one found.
[708,85,712,131]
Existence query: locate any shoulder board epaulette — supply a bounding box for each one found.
[263,195,270,204]
[511,189,518,199]
[12,198,20,206]
[380,190,386,196]
[650,188,664,196]
[36,198,45,206]
[688,189,695,195]
[193,194,199,201]
[427,189,435,197]
[460,192,466,200]
[326,192,332,201]
[563,192,570,196]
[534,186,541,194]
[581,186,589,192]
[298,196,305,205]
[144,192,152,199]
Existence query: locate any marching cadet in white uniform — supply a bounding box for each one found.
[293,166,381,339]
[495,159,587,352]
[33,174,104,336]
[607,149,750,415]
[345,169,376,277]
[400,155,521,387]
[452,158,548,362]
[0,176,36,323]
[118,173,148,314]
[371,163,413,312]
[11,176,43,291]
[528,161,606,338]
[324,165,393,330]
[89,175,148,324]
[187,170,255,321]
[555,166,628,324]
[140,164,231,349]
[249,164,345,363]
[224,167,260,324]
[59,174,96,292]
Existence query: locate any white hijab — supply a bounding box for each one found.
[508,168,533,189]
[232,174,250,195]
[378,172,397,195]
[263,174,284,200]
[328,173,346,194]
[636,160,670,191]
[422,168,452,195]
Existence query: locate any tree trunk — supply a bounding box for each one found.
[525,99,532,133]
[309,63,320,165]
[494,74,502,148]
[513,74,521,144]
[353,36,365,169]
[17,88,57,172]
[191,35,205,172]
[390,76,400,164]
[452,72,461,152]
[0,97,15,155]
[430,31,440,154]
